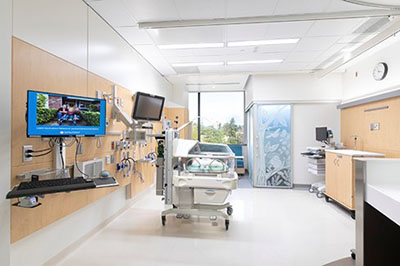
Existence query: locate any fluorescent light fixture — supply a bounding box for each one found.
[171,62,224,67]
[342,45,362,52]
[228,38,300,47]
[158,43,224,50]
[227,59,283,65]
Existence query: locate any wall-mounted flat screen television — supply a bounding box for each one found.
[27,90,106,137]
[132,92,165,121]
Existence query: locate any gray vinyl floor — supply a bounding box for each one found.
[58,180,355,266]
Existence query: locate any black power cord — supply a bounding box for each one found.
[27,149,54,158]
[25,139,56,157]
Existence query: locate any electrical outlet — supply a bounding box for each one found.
[105,155,111,165]
[110,154,115,164]
[23,145,33,162]
[370,122,380,131]
[96,90,103,99]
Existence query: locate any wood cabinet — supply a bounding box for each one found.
[325,152,355,210]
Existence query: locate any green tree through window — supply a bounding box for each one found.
[189,92,244,144]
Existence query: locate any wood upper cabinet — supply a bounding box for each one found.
[325,152,355,210]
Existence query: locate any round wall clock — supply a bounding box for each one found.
[373,62,388,81]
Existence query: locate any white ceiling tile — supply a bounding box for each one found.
[324,0,376,12]
[147,26,224,45]
[226,64,280,72]
[277,62,313,71]
[160,49,197,57]
[88,0,392,75]
[225,52,289,61]
[167,55,224,64]
[89,0,137,27]
[133,44,176,75]
[174,0,225,20]
[118,27,154,45]
[307,18,366,37]
[337,34,364,44]
[315,43,347,61]
[226,0,279,18]
[274,0,331,15]
[225,24,269,42]
[266,21,314,38]
[256,43,298,53]
[285,51,322,63]
[197,65,227,73]
[294,36,340,52]
[122,0,180,22]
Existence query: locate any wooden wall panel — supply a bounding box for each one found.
[341,96,400,158]
[10,38,179,242]
[164,107,190,139]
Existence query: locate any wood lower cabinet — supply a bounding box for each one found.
[325,152,355,210]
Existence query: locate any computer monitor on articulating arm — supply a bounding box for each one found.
[315,127,333,146]
[132,92,165,122]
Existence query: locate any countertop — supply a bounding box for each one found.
[366,183,400,226]
[325,149,384,157]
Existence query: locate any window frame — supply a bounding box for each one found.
[189,91,245,143]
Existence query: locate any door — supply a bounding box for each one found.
[247,107,255,183]
[336,155,354,209]
[325,152,337,198]
[254,104,292,188]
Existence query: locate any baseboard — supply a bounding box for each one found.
[292,184,311,190]
[44,184,154,266]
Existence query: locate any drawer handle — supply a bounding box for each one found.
[337,155,343,159]
[205,190,216,194]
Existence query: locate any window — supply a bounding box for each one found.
[188,91,244,144]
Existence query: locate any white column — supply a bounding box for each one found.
[0,0,12,265]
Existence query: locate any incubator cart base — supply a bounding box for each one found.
[161,202,233,230]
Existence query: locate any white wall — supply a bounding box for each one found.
[13,0,173,101]
[292,104,340,185]
[13,0,88,69]
[11,0,173,265]
[245,73,343,107]
[167,76,189,108]
[0,0,12,265]
[11,188,127,266]
[342,35,400,102]
[88,9,172,99]
[245,73,342,185]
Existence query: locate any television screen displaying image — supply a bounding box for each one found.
[27,90,106,137]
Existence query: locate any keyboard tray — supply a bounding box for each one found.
[6,176,119,199]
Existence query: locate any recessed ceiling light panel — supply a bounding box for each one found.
[227,59,283,65]
[158,43,224,50]
[171,62,225,67]
[227,38,300,47]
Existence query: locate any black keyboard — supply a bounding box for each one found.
[6,177,96,199]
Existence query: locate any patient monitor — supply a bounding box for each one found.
[111,86,165,142]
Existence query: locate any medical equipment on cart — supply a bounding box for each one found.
[154,121,238,230]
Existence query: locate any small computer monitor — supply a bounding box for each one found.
[316,127,328,142]
[27,90,106,137]
[132,92,165,121]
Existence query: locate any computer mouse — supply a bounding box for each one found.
[100,170,110,179]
